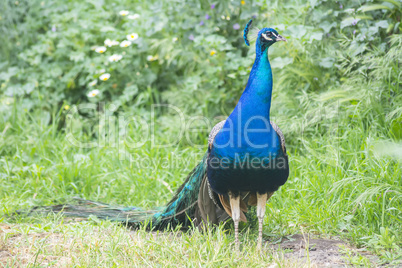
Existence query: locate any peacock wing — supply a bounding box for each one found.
[270,121,287,154]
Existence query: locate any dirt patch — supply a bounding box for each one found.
[0,225,72,267]
[269,234,380,267]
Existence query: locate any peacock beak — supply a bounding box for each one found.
[276,35,287,42]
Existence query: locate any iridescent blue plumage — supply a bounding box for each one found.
[207,25,288,196]
[204,22,289,248]
[151,153,208,229]
[243,19,253,46]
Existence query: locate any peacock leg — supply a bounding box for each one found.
[228,192,241,250]
[256,192,268,249]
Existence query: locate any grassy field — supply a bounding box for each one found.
[1,0,402,266]
[1,96,401,266]
[0,220,339,267]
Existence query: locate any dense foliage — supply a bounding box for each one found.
[1,0,399,114]
[0,0,401,265]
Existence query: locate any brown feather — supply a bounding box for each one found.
[218,194,247,223]
[248,193,257,206]
[196,175,217,224]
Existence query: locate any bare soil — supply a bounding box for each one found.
[270,234,381,267]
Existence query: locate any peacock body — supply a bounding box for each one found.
[24,20,289,248]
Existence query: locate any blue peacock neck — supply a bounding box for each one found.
[213,44,280,156]
[238,44,273,120]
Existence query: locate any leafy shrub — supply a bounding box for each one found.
[0,0,400,118]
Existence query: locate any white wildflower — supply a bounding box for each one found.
[128,14,140,20]
[88,80,97,87]
[104,39,119,47]
[120,40,132,47]
[104,39,112,46]
[99,73,111,81]
[110,40,119,46]
[172,37,178,42]
[109,54,123,62]
[97,69,106,74]
[126,33,139,41]
[119,10,129,16]
[147,55,158,61]
[87,89,100,98]
[95,46,107,53]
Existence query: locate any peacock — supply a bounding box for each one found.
[23,20,289,249]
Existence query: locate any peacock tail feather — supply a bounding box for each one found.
[20,198,157,223]
[19,152,209,230]
[150,152,207,229]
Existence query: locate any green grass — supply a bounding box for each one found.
[1,218,312,267]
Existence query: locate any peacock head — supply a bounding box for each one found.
[244,20,286,52]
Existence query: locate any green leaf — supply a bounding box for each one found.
[349,42,367,56]
[320,21,337,33]
[119,85,138,103]
[270,57,293,69]
[308,32,323,43]
[227,73,236,79]
[0,67,19,81]
[341,17,360,29]
[23,83,35,94]
[375,20,389,29]
[287,25,309,39]
[355,15,373,20]
[381,0,401,8]
[319,57,335,68]
[100,26,116,32]
[5,84,24,96]
[358,5,392,12]
[69,52,86,63]
[309,0,318,8]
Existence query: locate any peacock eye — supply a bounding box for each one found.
[266,32,273,37]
